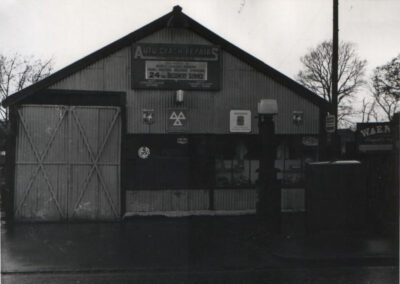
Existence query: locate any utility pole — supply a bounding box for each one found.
[332,0,339,157]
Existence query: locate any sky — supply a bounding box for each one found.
[0,0,399,94]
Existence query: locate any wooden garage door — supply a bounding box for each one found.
[14,105,121,221]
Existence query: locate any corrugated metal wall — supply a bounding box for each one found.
[49,28,320,135]
[137,28,211,45]
[125,189,257,213]
[213,189,256,210]
[51,48,129,91]
[126,190,209,212]
[125,188,305,214]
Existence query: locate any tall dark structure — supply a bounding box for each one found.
[332,0,339,157]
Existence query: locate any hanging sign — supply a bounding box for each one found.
[230,110,251,133]
[167,109,188,132]
[132,44,221,90]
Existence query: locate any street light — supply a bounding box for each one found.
[257,99,280,232]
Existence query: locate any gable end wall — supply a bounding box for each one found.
[50,28,320,134]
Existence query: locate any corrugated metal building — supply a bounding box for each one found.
[2,6,329,221]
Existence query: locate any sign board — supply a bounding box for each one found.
[132,44,221,90]
[325,114,336,133]
[167,109,188,132]
[302,136,319,146]
[142,109,154,125]
[230,110,251,133]
[177,137,189,145]
[356,122,393,152]
[145,61,207,81]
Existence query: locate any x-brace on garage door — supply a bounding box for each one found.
[14,105,121,221]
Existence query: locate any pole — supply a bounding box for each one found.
[257,114,280,233]
[332,0,339,157]
[332,0,338,125]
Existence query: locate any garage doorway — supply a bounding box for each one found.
[14,105,121,221]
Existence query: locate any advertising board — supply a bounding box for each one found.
[356,122,393,152]
[132,44,221,90]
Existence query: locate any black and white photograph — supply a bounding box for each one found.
[0,0,399,283]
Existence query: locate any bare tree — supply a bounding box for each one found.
[359,97,378,123]
[296,41,367,127]
[371,54,400,121]
[0,54,53,121]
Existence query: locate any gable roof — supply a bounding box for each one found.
[2,5,330,110]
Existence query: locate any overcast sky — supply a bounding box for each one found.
[1,0,399,82]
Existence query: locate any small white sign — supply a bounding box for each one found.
[230,110,251,133]
[138,146,150,159]
[325,114,336,133]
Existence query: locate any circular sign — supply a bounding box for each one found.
[138,146,150,159]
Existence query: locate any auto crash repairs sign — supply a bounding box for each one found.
[132,44,221,90]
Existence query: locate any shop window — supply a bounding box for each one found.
[275,136,319,187]
[126,134,318,190]
[215,136,260,188]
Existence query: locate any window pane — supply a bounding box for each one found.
[215,135,259,188]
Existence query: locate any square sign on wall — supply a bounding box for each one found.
[230,110,251,133]
[167,108,188,133]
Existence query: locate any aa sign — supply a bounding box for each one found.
[167,109,188,132]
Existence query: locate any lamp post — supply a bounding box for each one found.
[257,99,280,233]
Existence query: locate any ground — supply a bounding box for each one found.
[1,216,398,283]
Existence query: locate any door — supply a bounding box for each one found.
[14,105,121,221]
